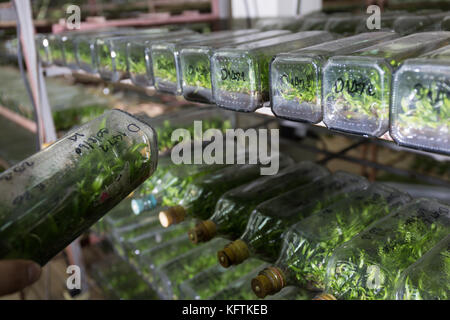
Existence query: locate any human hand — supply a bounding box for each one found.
[0,260,41,296]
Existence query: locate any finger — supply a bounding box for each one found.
[0,260,41,296]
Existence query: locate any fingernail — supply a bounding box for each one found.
[27,263,41,283]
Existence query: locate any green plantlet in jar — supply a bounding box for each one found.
[250,184,412,298]
[0,109,158,265]
[394,235,450,300]
[211,31,333,112]
[323,32,450,137]
[189,162,328,244]
[390,45,450,155]
[271,32,398,124]
[218,172,369,268]
[325,199,449,300]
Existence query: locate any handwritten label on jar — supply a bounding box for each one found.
[221,68,246,82]
[333,77,376,96]
[71,123,141,156]
[412,82,450,106]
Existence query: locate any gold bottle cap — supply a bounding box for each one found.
[313,293,337,300]
[251,266,286,299]
[159,206,186,227]
[187,220,216,243]
[217,239,250,268]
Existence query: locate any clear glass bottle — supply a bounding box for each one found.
[180,30,291,104]
[151,30,260,95]
[211,31,333,112]
[325,199,449,300]
[153,238,228,300]
[188,162,329,244]
[250,184,411,298]
[217,171,369,268]
[127,31,197,88]
[390,44,450,154]
[393,13,449,36]
[0,109,158,265]
[394,235,450,300]
[271,32,398,124]
[179,258,265,299]
[299,15,330,31]
[159,155,294,228]
[96,30,189,83]
[322,32,450,137]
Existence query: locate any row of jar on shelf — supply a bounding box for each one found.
[93,156,450,300]
[35,24,450,155]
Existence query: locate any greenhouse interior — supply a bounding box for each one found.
[0,0,449,303]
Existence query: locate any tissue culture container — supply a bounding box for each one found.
[75,28,165,74]
[322,32,450,137]
[180,30,290,104]
[211,31,332,112]
[394,235,450,300]
[0,109,158,265]
[271,32,397,123]
[324,16,365,35]
[97,30,189,83]
[390,45,450,154]
[151,30,260,95]
[326,199,449,300]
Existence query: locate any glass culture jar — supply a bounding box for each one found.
[150,30,260,95]
[188,162,328,244]
[324,15,365,36]
[0,109,158,265]
[180,30,290,104]
[393,235,449,300]
[179,258,264,300]
[75,28,165,74]
[390,44,450,155]
[217,171,369,268]
[250,184,411,298]
[211,31,333,113]
[271,32,398,124]
[96,30,190,83]
[153,238,229,300]
[127,31,197,88]
[324,199,449,300]
[322,32,450,137]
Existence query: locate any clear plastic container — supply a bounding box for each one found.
[127,31,197,87]
[271,32,398,124]
[180,30,291,104]
[0,109,158,265]
[394,235,449,300]
[322,32,450,137]
[250,184,411,298]
[218,172,369,268]
[96,30,190,82]
[390,45,450,155]
[75,28,165,74]
[159,155,294,228]
[152,238,228,300]
[211,31,333,112]
[299,15,330,31]
[393,13,449,35]
[325,199,449,300]
[151,30,260,95]
[188,162,328,244]
[179,258,265,299]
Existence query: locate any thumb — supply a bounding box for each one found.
[0,260,41,296]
